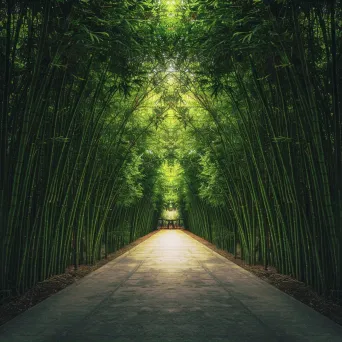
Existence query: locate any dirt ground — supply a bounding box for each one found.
[1,228,342,327]
[183,230,342,326]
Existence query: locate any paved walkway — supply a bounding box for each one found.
[1,230,342,342]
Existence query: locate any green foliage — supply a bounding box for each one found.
[1,0,342,303]
[177,0,342,298]
[117,151,144,207]
[198,152,225,207]
[0,0,162,298]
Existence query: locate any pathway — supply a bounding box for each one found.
[1,230,342,341]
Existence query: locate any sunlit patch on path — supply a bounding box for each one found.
[1,230,342,342]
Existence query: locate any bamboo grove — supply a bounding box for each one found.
[176,0,342,298]
[0,0,167,298]
[1,0,342,303]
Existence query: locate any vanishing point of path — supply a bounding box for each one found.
[1,230,342,342]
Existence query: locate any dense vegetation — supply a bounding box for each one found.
[1,0,341,303]
[177,0,342,298]
[0,0,166,298]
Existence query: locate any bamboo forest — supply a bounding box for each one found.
[1,0,342,317]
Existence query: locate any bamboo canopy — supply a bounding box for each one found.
[1,0,342,303]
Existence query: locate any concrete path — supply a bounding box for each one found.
[1,230,342,342]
